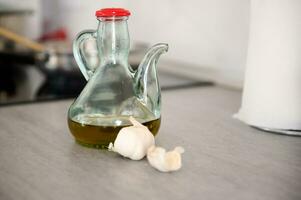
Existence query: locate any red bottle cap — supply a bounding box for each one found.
[95,8,131,17]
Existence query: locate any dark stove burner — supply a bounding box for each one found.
[37,70,86,99]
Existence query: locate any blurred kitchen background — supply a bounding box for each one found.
[0,0,250,105]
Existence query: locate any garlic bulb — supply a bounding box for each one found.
[147,146,184,172]
[109,117,155,160]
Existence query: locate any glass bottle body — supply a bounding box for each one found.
[68,16,165,148]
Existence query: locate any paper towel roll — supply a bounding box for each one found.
[236,0,301,131]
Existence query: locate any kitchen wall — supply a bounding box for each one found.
[45,0,250,88]
[127,0,250,87]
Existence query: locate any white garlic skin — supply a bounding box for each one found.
[109,117,155,160]
[147,146,184,172]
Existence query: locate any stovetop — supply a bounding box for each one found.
[0,65,213,107]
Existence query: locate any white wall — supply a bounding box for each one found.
[42,0,129,37]
[42,0,250,87]
[127,0,250,87]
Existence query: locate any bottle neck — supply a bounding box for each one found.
[97,17,130,65]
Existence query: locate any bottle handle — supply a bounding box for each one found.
[73,29,97,81]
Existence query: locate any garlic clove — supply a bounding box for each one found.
[109,117,155,160]
[165,149,182,171]
[147,146,168,172]
[147,145,184,172]
[109,116,185,172]
[174,146,185,154]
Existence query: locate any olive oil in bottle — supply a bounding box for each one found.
[68,114,160,149]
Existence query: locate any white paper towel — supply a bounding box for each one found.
[236,0,301,130]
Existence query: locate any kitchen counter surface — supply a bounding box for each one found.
[0,86,301,200]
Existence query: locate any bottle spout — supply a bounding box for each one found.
[135,43,168,106]
[139,43,168,69]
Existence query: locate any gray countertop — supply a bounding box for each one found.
[0,86,301,200]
